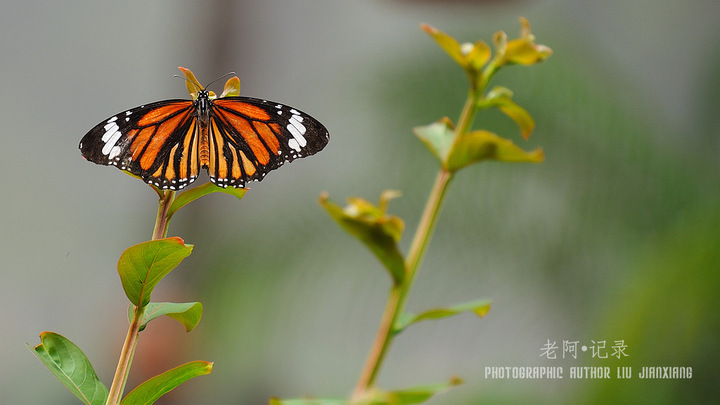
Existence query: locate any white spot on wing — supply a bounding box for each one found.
[288,138,301,152]
[287,112,307,148]
[101,122,122,156]
[102,122,119,141]
[108,145,122,159]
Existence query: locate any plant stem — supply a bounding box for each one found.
[105,190,175,405]
[106,305,145,405]
[351,169,453,399]
[351,85,481,400]
[455,90,479,138]
[152,191,176,240]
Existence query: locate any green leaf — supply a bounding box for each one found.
[351,377,463,405]
[178,67,203,99]
[319,193,405,285]
[120,361,212,405]
[492,29,508,64]
[413,118,455,168]
[388,377,464,404]
[269,399,346,405]
[130,302,203,332]
[220,76,241,97]
[480,86,535,139]
[27,332,108,405]
[446,129,543,172]
[466,39,492,71]
[271,376,461,405]
[117,237,193,307]
[394,300,492,334]
[420,24,466,68]
[499,17,553,67]
[168,183,246,220]
[421,24,497,90]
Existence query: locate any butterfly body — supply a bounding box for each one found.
[80,88,329,190]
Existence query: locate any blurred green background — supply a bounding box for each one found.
[2,1,718,404]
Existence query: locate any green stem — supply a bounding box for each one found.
[106,305,145,405]
[105,190,175,405]
[152,191,176,240]
[351,85,481,400]
[351,169,454,399]
[455,91,479,142]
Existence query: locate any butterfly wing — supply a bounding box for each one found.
[207,97,329,188]
[80,100,201,190]
[80,95,330,190]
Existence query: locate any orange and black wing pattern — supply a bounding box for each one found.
[80,99,200,190]
[80,92,329,190]
[206,97,329,188]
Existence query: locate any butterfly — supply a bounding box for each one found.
[80,69,329,190]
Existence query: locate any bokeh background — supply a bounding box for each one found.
[2,1,719,404]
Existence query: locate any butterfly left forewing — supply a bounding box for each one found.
[80,100,199,189]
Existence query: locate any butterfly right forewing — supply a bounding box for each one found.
[207,96,330,188]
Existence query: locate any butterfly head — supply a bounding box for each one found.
[177,67,239,100]
[196,89,212,123]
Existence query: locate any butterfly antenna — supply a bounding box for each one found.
[205,71,237,89]
[173,73,204,90]
[173,70,237,94]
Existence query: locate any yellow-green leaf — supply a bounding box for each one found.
[320,193,405,285]
[351,377,463,405]
[413,118,455,167]
[467,39,492,71]
[177,67,203,99]
[421,24,466,68]
[499,100,534,139]
[394,300,492,333]
[492,30,508,61]
[269,399,345,405]
[168,182,246,221]
[220,76,241,97]
[499,17,553,66]
[120,361,212,405]
[447,130,543,171]
[131,302,203,333]
[479,87,535,139]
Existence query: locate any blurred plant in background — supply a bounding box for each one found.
[275,18,551,404]
[175,10,720,404]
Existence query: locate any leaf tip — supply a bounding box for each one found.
[450,375,465,386]
[420,23,436,34]
[473,302,492,318]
